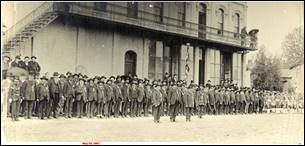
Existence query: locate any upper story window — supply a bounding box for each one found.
[153,2,163,23]
[177,2,186,28]
[94,2,107,12]
[234,13,240,38]
[217,8,224,35]
[127,2,138,18]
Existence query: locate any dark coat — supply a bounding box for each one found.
[75,84,87,101]
[121,84,130,101]
[168,86,180,105]
[19,61,30,72]
[129,86,138,99]
[112,84,122,101]
[208,89,215,105]
[183,88,195,108]
[63,80,75,98]
[152,88,162,106]
[8,83,22,101]
[36,83,50,101]
[97,84,106,103]
[104,84,114,101]
[21,79,36,101]
[137,85,145,102]
[28,61,41,75]
[87,85,98,101]
[48,79,64,99]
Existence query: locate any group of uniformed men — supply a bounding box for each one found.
[6,70,274,123]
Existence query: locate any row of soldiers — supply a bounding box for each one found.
[6,71,272,122]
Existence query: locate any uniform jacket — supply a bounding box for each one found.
[75,84,87,101]
[240,92,246,102]
[63,80,75,98]
[104,84,114,101]
[28,61,41,74]
[36,82,50,101]
[168,86,180,105]
[21,79,36,101]
[112,84,122,101]
[8,82,22,101]
[129,86,138,99]
[224,92,230,105]
[87,84,98,101]
[19,61,29,72]
[48,79,64,99]
[230,91,236,103]
[160,87,168,103]
[144,86,152,103]
[97,84,106,103]
[137,85,145,102]
[183,88,195,108]
[121,84,130,101]
[208,89,215,105]
[152,88,162,106]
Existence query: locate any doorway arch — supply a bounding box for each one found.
[124,50,137,76]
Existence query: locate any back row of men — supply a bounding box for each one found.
[6,71,297,122]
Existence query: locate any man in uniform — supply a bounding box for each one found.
[121,77,130,117]
[137,79,145,117]
[63,75,75,118]
[152,84,162,123]
[129,80,138,117]
[144,82,152,117]
[8,77,22,121]
[21,74,36,119]
[168,82,180,122]
[87,79,98,118]
[104,79,114,118]
[208,86,216,115]
[75,78,86,118]
[113,78,122,118]
[48,72,62,118]
[36,76,50,120]
[19,56,30,72]
[28,56,41,78]
[10,55,23,68]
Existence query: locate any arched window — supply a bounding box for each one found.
[217,8,224,35]
[234,13,240,38]
[124,51,137,76]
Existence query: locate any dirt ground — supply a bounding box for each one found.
[1,113,304,144]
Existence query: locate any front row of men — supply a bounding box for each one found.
[7,72,274,122]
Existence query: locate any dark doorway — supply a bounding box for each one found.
[220,52,232,81]
[199,48,205,84]
[125,51,137,76]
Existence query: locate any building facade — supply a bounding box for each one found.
[3,2,258,86]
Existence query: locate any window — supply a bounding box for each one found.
[153,2,163,23]
[125,51,137,76]
[234,13,240,38]
[198,3,207,38]
[127,2,138,18]
[217,8,224,35]
[94,2,107,12]
[177,2,186,28]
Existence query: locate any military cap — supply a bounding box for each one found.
[116,75,121,79]
[40,76,48,81]
[67,75,73,78]
[59,74,65,78]
[66,72,72,76]
[100,76,106,79]
[87,78,94,82]
[24,56,29,59]
[106,79,112,83]
[109,76,115,80]
[138,79,143,84]
[31,56,37,59]
[73,74,79,77]
[94,76,100,80]
[15,55,21,59]
[53,72,59,77]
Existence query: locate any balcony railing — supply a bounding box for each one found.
[3,2,257,50]
[57,2,256,50]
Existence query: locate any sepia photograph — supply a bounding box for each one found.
[1,1,304,145]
